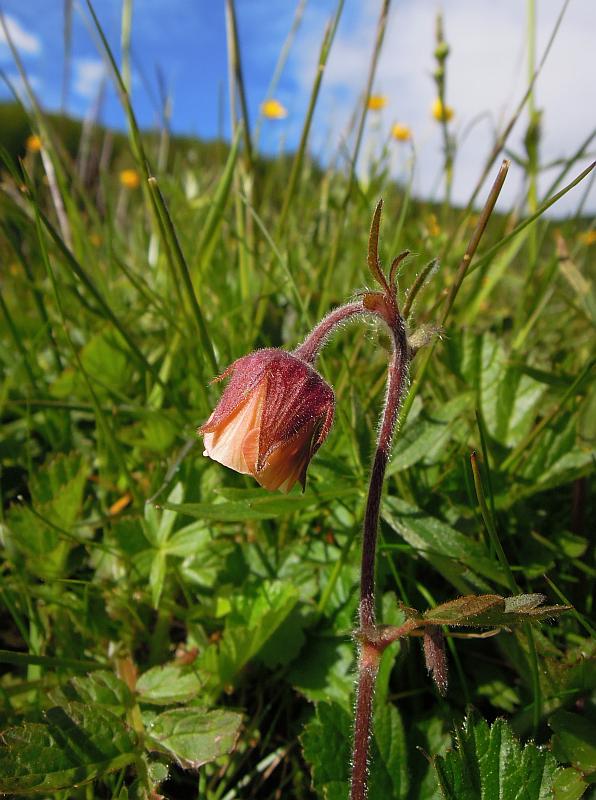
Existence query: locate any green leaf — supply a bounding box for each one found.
[144,482,183,547]
[149,551,167,609]
[517,414,594,496]
[434,712,559,800]
[29,452,87,522]
[552,530,588,560]
[289,635,356,711]
[478,334,545,449]
[178,536,235,588]
[49,672,133,715]
[423,595,504,625]
[388,393,473,474]
[382,497,509,590]
[374,703,409,799]
[504,593,545,612]
[164,521,211,557]
[137,663,203,705]
[142,483,185,606]
[162,485,358,521]
[552,768,588,800]
[549,711,596,775]
[51,329,133,400]
[146,707,242,769]
[198,580,299,694]
[5,451,88,572]
[422,593,569,629]
[301,698,409,800]
[258,605,306,668]
[0,701,137,794]
[301,702,351,800]
[119,411,178,453]
[475,665,521,713]
[409,716,452,800]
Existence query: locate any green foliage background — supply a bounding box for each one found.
[0,2,595,797]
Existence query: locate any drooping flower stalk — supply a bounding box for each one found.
[293,301,365,364]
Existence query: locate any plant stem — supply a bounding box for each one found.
[351,302,408,800]
[293,302,364,363]
[360,314,408,628]
[294,230,409,800]
[350,647,378,800]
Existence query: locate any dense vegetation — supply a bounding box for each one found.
[0,2,594,798]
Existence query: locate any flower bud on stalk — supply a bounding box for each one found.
[199,349,334,493]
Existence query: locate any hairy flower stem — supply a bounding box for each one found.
[360,316,408,629]
[352,301,408,800]
[293,301,365,363]
[295,292,409,800]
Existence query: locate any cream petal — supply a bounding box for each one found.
[202,383,266,475]
[240,427,260,473]
[256,423,315,493]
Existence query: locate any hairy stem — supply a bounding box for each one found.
[351,644,379,800]
[351,302,408,800]
[293,301,364,363]
[295,289,409,800]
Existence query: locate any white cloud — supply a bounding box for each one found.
[288,0,596,214]
[0,13,41,55]
[4,71,41,104]
[73,57,106,100]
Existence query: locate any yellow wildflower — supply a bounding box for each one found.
[427,213,441,238]
[391,123,412,142]
[25,134,42,153]
[431,98,454,123]
[119,169,141,189]
[368,95,388,111]
[261,99,288,119]
[89,232,102,248]
[579,230,596,246]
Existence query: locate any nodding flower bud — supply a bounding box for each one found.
[199,349,335,493]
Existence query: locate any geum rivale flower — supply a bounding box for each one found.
[199,349,334,493]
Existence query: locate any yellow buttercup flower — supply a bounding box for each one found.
[391,123,412,142]
[579,230,596,246]
[261,99,288,119]
[368,95,388,111]
[119,169,141,189]
[431,98,454,123]
[427,213,441,238]
[26,134,42,153]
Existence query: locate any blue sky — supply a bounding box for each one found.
[1,0,595,214]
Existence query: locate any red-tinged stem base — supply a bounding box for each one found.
[351,643,381,800]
